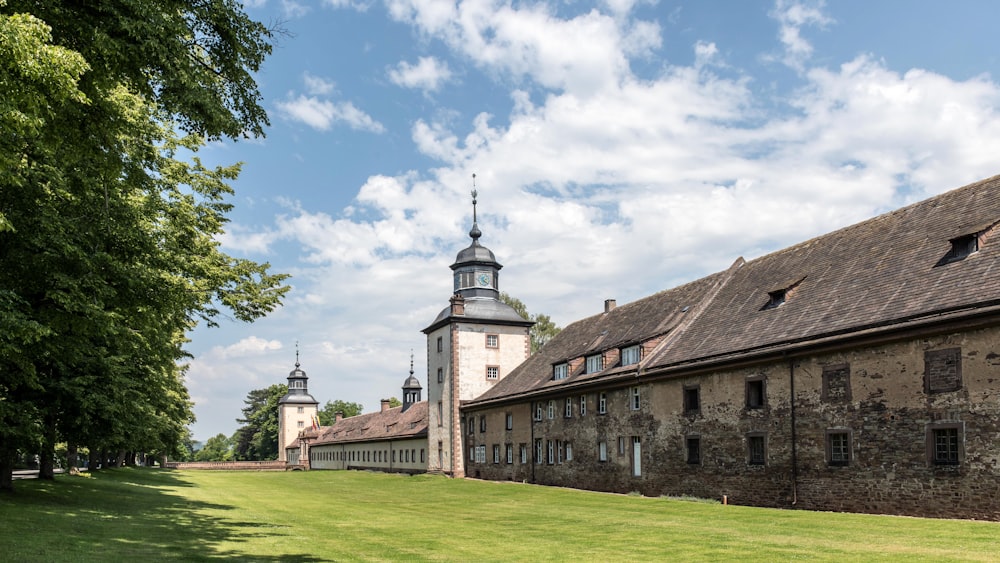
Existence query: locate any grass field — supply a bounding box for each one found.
[0,468,997,561]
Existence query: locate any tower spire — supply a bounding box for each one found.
[410,349,414,376]
[469,173,482,243]
[295,340,300,368]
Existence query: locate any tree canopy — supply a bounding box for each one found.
[500,293,562,354]
[233,385,286,461]
[318,400,364,426]
[0,1,288,489]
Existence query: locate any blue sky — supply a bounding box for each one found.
[186,0,1000,441]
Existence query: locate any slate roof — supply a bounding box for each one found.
[306,401,428,447]
[467,174,1000,406]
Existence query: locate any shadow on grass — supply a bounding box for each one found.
[0,468,326,562]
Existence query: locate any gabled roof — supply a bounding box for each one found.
[647,174,1000,368]
[470,269,732,403]
[305,401,428,447]
[466,174,1000,407]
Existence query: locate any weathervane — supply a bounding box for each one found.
[469,173,482,242]
[471,173,478,223]
[295,340,300,368]
[410,349,414,376]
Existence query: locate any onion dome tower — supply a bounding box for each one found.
[423,176,533,477]
[278,345,319,462]
[402,352,422,412]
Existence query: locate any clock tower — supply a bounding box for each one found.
[423,180,533,477]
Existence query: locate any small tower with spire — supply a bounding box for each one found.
[423,176,533,477]
[402,351,422,412]
[277,343,319,463]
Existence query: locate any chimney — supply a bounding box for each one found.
[380,399,391,412]
[334,411,343,423]
[450,293,465,316]
[605,299,617,313]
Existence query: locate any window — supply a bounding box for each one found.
[479,415,486,433]
[686,437,701,465]
[598,392,607,414]
[467,416,474,436]
[631,436,642,477]
[565,397,573,418]
[547,440,554,464]
[421,449,425,463]
[747,434,766,465]
[486,334,499,348]
[547,400,555,419]
[557,440,564,464]
[297,406,304,413]
[505,444,513,464]
[827,431,850,467]
[618,436,625,455]
[579,395,587,416]
[437,367,443,383]
[478,445,487,464]
[763,289,786,309]
[683,386,700,414]
[553,363,568,380]
[468,446,474,464]
[929,425,962,465]
[437,336,443,352]
[520,444,527,464]
[534,402,543,421]
[746,378,765,409]
[493,444,500,464]
[598,441,608,461]
[535,439,543,464]
[925,348,962,393]
[822,364,851,402]
[505,412,513,431]
[586,354,604,373]
[437,401,443,426]
[565,442,573,462]
[486,366,499,380]
[939,233,980,264]
[297,421,304,428]
[630,386,641,410]
[621,344,641,366]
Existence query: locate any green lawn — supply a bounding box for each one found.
[0,469,997,561]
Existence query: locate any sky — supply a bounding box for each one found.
[185,0,1000,442]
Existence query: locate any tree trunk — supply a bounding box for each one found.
[89,448,101,471]
[114,450,125,467]
[38,421,56,480]
[125,451,136,467]
[66,444,79,475]
[0,448,14,492]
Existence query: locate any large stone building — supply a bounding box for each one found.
[461,175,1000,520]
[287,175,1000,520]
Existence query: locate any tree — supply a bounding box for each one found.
[388,397,402,408]
[318,400,364,426]
[500,293,562,354]
[0,1,289,488]
[233,384,286,461]
[194,434,233,462]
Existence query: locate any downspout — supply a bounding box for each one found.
[788,356,798,505]
[530,403,536,484]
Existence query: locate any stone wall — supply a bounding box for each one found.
[460,324,1000,520]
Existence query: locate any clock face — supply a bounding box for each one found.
[477,272,491,286]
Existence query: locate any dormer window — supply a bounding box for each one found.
[763,289,786,310]
[620,344,641,366]
[585,354,604,374]
[761,276,806,311]
[941,234,979,264]
[937,220,997,266]
[553,363,568,380]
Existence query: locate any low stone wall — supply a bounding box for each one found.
[164,460,288,471]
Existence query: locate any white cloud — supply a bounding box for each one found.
[388,56,453,92]
[303,73,336,96]
[282,0,310,18]
[276,94,385,132]
[769,0,833,71]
